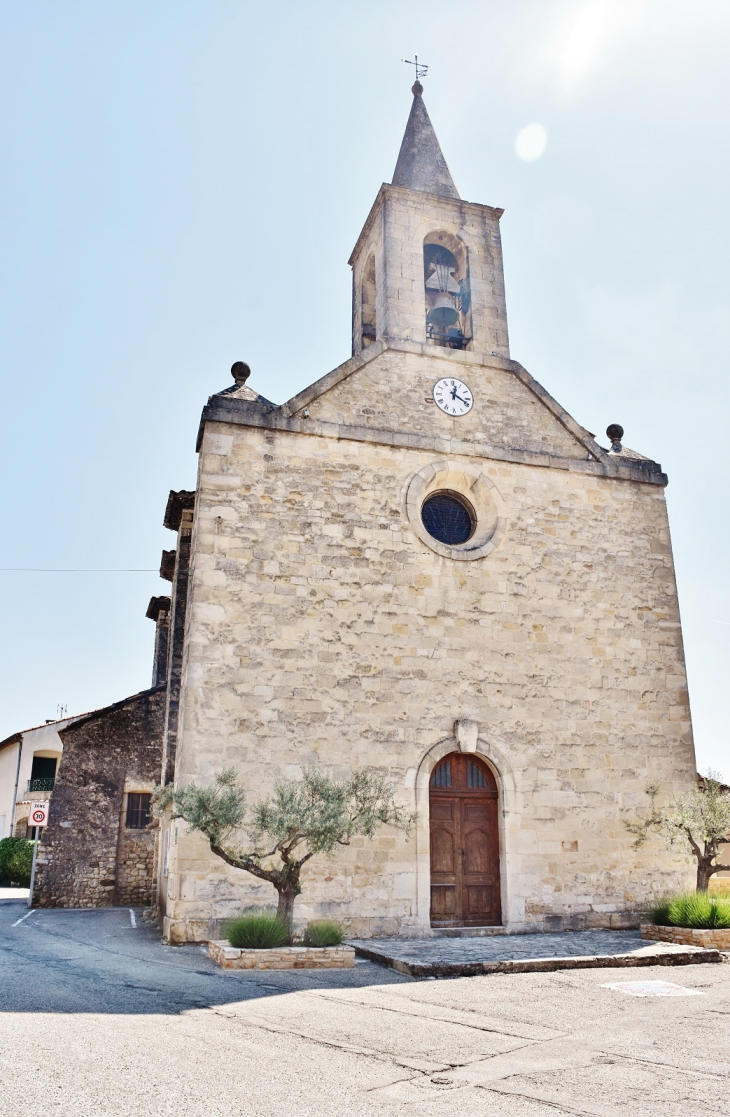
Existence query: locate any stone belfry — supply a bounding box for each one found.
[157,78,696,944]
[350,80,509,360]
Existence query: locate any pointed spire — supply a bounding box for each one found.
[391,82,459,200]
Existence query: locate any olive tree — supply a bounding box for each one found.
[154,766,415,934]
[625,771,730,891]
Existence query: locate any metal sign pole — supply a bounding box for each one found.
[26,802,48,909]
[27,829,40,909]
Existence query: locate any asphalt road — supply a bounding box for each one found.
[2,897,729,1117]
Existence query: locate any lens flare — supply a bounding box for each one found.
[515,123,548,162]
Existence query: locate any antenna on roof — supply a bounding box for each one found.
[401,54,430,82]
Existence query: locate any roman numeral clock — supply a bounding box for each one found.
[433,377,473,416]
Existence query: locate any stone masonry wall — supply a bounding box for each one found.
[33,687,164,908]
[304,348,588,461]
[115,825,157,906]
[349,185,509,358]
[640,923,730,950]
[161,521,192,786]
[160,343,696,942]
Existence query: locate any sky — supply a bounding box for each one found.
[0,0,728,775]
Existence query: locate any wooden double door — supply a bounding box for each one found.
[429,753,501,927]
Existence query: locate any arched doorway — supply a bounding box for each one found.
[429,752,501,927]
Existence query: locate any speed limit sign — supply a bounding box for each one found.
[30,803,50,827]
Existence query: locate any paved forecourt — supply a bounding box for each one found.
[349,929,723,976]
[3,901,730,1117]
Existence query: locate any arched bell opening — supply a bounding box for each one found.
[429,752,502,927]
[360,255,377,349]
[423,232,472,351]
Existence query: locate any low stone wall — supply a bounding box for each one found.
[641,923,730,950]
[208,941,355,970]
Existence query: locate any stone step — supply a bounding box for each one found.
[429,925,507,938]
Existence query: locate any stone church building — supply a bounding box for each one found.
[152,82,697,941]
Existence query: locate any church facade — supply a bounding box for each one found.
[158,83,696,942]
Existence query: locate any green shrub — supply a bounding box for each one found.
[648,891,730,930]
[647,898,672,926]
[225,912,289,949]
[670,892,730,929]
[0,837,34,887]
[302,919,345,947]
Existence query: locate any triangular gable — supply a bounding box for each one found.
[280,339,611,466]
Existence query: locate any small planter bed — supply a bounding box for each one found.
[209,913,354,969]
[209,941,355,970]
[641,892,730,950]
[640,924,730,950]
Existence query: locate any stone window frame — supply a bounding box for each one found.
[423,229,472,350]
[122,788,153,831]
[403,459,507,560]
[409,725,519,931]
[360,254,377,348]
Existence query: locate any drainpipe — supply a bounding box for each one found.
[11,734,23,833]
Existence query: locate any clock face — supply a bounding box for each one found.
[433,378,473,416]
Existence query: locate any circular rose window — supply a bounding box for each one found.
[403,459,507,561]
[421,491,475,545]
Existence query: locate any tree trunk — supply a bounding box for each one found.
[276,885,299,941]
[697,860,715,892]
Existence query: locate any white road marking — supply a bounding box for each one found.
[600,980,702,997]
[11,910,34,927]
[129,909,137,928]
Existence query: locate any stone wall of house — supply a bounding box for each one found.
[158,336,696,943]
[115,825,157,906]
[33,687,164,908]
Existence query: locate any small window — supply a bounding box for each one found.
[30,756,57,781]
[424,234,471,350]
[28,756,57,792]
[361,255,377,349]
[431,760,452,788]
[125,793,151,830]
[421,491,475,546]
[467,760,488,788]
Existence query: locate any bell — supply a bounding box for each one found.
[425,262,461,295]
[427,294,459,327]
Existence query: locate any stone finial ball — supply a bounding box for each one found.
[412,80,423,96]
[231,361,251,384]
[606,424,624,442]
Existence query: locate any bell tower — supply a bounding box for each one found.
[349,81,510,360]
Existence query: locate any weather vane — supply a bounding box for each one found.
[401,55,430,82]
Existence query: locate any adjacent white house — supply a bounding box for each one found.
[0,717,79,840]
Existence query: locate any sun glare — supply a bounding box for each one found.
[553,0,646,87]
[557,2,610,84]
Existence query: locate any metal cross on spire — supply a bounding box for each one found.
[401,54,430,82]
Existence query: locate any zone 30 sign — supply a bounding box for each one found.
[29,803,50,827]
